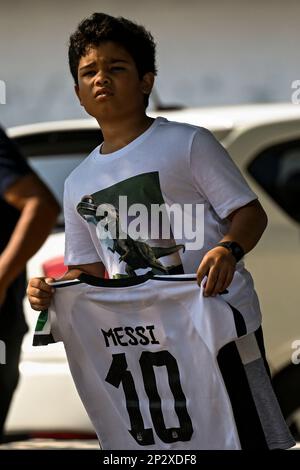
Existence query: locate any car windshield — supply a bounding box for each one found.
[14,127,103,229]
[28,154,85,228]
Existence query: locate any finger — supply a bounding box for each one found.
[31,305,50,311]
[28,298,51,311]
[28,294,51,305]
[211,270,228,296]
[58,269,82,281]
[29,278,55,294]
[204,267,219,296]
[196,263,210,287]
[27,287,52,299]
[223,269,235,291]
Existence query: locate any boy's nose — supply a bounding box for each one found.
[95,73,111,87]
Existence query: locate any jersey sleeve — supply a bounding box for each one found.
[63,179,100,266]
[0,127,32,196]
[189,128,257,219]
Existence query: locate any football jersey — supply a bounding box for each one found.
[34,274,261,450]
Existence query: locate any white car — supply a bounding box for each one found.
[5,103,300,439]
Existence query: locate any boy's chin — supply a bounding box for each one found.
[86,108,111,120]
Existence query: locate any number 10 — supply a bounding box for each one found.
[105,350,193,446]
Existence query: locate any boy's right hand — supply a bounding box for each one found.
[27,269,83,311]
[26,277,56,311]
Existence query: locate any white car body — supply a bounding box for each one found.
[5,103,300,435]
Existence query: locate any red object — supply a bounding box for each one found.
[42,256,67,279]
[43,256,110,280]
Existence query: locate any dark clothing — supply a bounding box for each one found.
[0,127,31,333]
[0,276,28,336]
[0,126,31,437]
[0,324,24,439]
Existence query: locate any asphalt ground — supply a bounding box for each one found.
[0,438,99,450]
[0,438,299,450]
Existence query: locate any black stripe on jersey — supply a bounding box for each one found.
[32,333,55,346]
[226,303,247,337]
[78,273,198,288]
[52,274,229,292]
[79,272,155,287]
[217,327,269,449]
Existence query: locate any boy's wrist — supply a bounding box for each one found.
[215,241,244,262]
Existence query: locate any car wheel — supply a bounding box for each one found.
[272,364,300,440]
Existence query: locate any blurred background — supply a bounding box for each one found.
[1,0,300,126]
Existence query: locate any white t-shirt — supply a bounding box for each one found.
[64,117,261,330]
[45,274,261,450]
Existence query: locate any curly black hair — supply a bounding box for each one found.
[68,13,157,107]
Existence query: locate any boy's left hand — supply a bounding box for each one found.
[196,246,236,296]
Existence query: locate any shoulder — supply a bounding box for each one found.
[0,127,32,195]
[0,127,29,167]
[156,117,214,143]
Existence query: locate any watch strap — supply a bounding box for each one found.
[216,241,245,262]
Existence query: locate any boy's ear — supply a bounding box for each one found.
[74,84,83,106]
[141,72,155,95]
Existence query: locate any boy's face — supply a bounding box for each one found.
[75,41,154,121]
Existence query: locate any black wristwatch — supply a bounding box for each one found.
[216,241,245,262]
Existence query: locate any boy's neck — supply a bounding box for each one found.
[97,114,154,155]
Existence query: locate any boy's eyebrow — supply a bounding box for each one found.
[79,59,129,71]
[109,59,129,64]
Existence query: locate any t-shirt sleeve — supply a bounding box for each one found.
[189,128,257,219]
[0,127,32,196]
[63,179,101,266]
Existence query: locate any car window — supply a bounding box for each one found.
[14,129,103,229]
[28,155,85,227]
[248,139,300,223]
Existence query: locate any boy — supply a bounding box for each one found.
[27,13,294,449]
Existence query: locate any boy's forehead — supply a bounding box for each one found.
[80,42,132,65]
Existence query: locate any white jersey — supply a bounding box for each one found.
[35,274,261,450]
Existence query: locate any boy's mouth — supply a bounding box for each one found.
[95,88,113,99]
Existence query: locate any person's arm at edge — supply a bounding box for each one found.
[0,173,60,304]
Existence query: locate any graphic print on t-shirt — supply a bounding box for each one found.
[76,172,185,278]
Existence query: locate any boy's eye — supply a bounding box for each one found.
[111,66,125,72]
[83,71,96,76]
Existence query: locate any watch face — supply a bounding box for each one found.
[230,242,244,261]
[217,242,244,262]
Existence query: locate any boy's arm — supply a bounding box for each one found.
[196,199,268,296]
[64,261,106,280]
[27,261,105,311]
